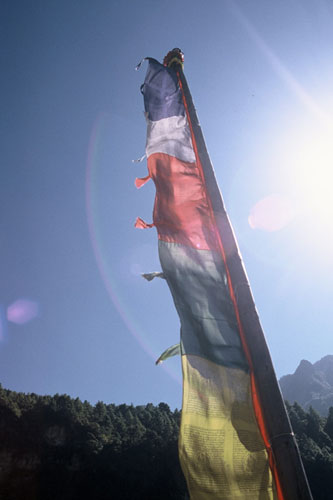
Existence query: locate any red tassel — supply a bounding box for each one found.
[134,217,154,229]
[135,174,151,189]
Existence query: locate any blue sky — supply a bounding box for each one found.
[1,0,333,410]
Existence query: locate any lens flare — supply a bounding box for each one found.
[7,299,39,325]
[85,113,181,385]
[248,194,296,232]
[0,305,7,342]
[228,2,333,261]
[229,1,327,121]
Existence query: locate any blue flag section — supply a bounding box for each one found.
[142,58,185,121]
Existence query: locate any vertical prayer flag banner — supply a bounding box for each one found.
[135,51,312,500]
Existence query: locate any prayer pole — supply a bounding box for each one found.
[164,48,312,500]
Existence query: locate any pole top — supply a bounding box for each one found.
[163,48,184,68]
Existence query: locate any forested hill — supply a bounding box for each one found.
[1,384,333,500]
[0,384,186,499]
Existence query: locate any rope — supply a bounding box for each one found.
[270,432,295,445]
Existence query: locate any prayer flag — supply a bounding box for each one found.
[135,52,311,500]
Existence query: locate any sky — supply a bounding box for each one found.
[1,0,333,410]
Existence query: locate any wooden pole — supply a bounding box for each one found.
[166,49,313,500]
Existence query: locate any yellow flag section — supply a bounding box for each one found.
[180,355,277,500]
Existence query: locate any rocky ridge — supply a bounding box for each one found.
[279,355,333,416]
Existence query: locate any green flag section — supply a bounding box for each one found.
[155,343,181,365]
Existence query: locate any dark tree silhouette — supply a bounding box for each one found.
[0,384,332,499]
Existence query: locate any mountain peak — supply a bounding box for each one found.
[279,355,333,416]
[295,359,313,376]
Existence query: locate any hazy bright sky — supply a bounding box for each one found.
[1,0,333,410]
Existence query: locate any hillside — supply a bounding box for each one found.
[1,383,333,499]
[0,385,186,500]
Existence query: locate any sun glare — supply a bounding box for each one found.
[290,132,332,214]
[247,110,333,270]
[277,120,333,229]
[262,115,333,264]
